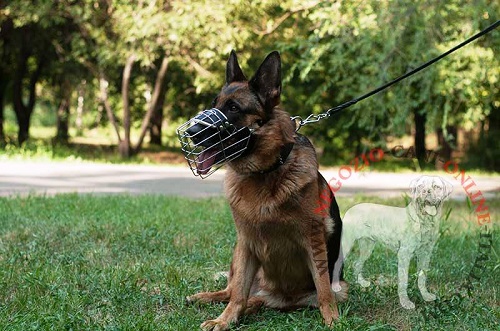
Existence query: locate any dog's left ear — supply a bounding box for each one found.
[249,51,281,111]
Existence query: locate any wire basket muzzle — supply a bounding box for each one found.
[176,108,252,178]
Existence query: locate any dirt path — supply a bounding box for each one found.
[1,160,498,199]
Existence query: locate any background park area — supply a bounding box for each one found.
[0,1,499,330]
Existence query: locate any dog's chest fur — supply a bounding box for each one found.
[229,195,314,292]
[225,170,310,230]
[224,153,321,223]
[224,165,327,291]
[247,222,313,292]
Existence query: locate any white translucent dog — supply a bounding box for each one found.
[332,175,452,309]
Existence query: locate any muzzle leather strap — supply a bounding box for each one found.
[257,141,295,174]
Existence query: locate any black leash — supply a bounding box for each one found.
[293,19,500,131]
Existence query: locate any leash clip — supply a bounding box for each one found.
[291,116,304,132]
[291,112,331,132]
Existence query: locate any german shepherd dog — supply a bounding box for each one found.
[186,51,346,330]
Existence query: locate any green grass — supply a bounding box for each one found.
[1,104,186,165]
[0,194,498,330]
[0,138,185,165]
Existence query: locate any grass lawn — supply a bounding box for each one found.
[0,194,498,330]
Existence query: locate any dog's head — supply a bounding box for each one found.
[215,50,282,125]
[409,176,453,216]
[178,51,294,177]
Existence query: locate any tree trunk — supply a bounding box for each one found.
[436,125,456,163]
[0,77,6,145]
[133,56,169,154]
[413,108,427,168]
[55,79,72,143]
[13,50,43,145]
[17,111,30,145]
[99,75,122,143]
[120,54,136,158]
[485,101,500,171]
[149,81,168,146]
[0,104,4,145]
[75,83,85,135]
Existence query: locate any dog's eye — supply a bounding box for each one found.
[229,105,239,113]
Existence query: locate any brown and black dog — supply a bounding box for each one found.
[186,51,347,330]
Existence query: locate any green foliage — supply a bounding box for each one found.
[1,0,498,168]
[0,194,498,329]
[282,1,499,154]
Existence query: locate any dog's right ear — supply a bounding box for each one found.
[226,50,247,85]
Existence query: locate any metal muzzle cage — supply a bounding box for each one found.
[176,108,252,178]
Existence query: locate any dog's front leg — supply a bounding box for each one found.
[307,219,339,327]
[415,243,437,302]
[201,241,259,331]
[397,245,416,309]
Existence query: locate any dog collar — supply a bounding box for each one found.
[257,142,294,174]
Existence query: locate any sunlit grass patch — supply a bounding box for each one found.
[0,194,497,330]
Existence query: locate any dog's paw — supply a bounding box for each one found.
[400,297,415,309]
[323,317,334,328]
[185,295,196,305]
[319,303,339,328]
[186,293,209,305]
[421,292,437,302]
[331,282,342,293]
[357,276,371,288]
[200,319,229,331]
[331,281,349,302]
[320,310,336,328]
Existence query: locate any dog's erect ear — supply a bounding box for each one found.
[226,50,247,85]
[249,51,281,110]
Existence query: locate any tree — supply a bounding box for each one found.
[1,0,82,144]
[1,0,497,170]
[100,1,172,157]
[282,0,499,166]
[0,15,12,144]
[11,24,46,145]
